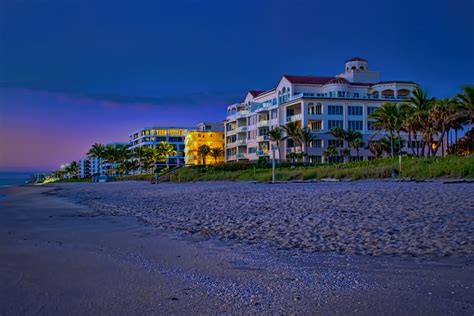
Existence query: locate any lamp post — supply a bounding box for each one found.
[272,145,276,184]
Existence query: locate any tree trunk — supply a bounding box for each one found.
[390,131,395,157]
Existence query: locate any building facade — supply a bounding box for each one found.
[224,58,418,162]
[184,130,225,165]
[129,127,190,166]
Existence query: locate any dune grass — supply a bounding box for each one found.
[171,156,474,182]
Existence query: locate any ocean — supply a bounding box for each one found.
[0,172,37,187]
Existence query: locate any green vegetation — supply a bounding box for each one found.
[171,156,474,182]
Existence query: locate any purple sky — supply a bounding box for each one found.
[1,0,473,171]
[0,88,228,171]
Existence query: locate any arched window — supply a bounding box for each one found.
[360,66,365,70]
[282,87,286,93]
[397,89,410,97]
[307,102,314,115]
[382,89,394,97]
[351,66,356,70]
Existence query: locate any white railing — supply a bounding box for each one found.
[256,135,269,142]
[237,140,247,145]
[237,126,247,132]
[286,113,302,122]
[256,120,269,127]
[236,153,246,159]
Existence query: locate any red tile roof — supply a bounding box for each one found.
[283,75,335,85]
[248,90,266,97]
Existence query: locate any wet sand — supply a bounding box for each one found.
[1,183,473,315]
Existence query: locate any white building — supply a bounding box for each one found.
[224,57,418,163]
[129,127,190,166]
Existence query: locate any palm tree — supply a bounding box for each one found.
[406,87,435,156]
[457,85,474,152]
[367,140,384,158]
[209,147,223,164]
[429,98,459,157]
[87,143,106,159]
[458,84,474,124]
[65,161,79,179]
[104,145,119,176]
[197,144,211,165]
[369,102,406,157]
[345,129,363,158]
[299,128,315,163]
[351,138,364,159]
[132,146,146,174]
[323,145,338,163]
[282,122,302,153]
[157,142,177,169]
[268,127,283,162]
[327,127,347,162]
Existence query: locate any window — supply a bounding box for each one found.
[315,103,322,114]
[247,130,257,140]
[408,141,422,148]
[311,155,322,164]
[348,106,362,116]
[328,120,343,129]
[310,120,322,131]
[328,105,343,115]
[328,139,344,148]
[308,102,314,115]
[248,147,257,154]
[348,120,363,131]
[169,136,183,142]
[367,121,378,131]
[271,109,278,119]
[156,136,167,142]
[311,139,322,148]
[367,106,378,115]
[287,139,295,148]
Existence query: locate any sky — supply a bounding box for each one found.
[1,0,473,171]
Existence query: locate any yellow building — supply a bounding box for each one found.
[185,131,225,165]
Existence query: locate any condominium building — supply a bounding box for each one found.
[129,127,190,166]
[224,57,418,162]
[79,156,103,178]
[184,132,225,165]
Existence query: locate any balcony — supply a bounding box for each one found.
[256,135,269,142]
[309,128,322,133]
[237,126,247,133]
[236,153,246,159]
[286,113,302,123]
[256,120,269,127]
[226,141,237,148]
[256,150,269,156]
[277,92,412,105]
[237,140,247,146]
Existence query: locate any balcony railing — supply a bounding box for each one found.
[237,140,247,145]
[256,135,269,142]
[286,113,302,122]
[236,153,246,159]
[256,150,269,156]
[256,120,269,127]
[237,126,247,132]
[309,128,322,133]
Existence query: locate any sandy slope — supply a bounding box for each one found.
[0,183,473,315]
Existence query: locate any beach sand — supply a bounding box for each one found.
[1,182,473,314]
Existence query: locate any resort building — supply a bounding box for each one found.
[128,127,190,166]
[101,142,128,175]
[224,57,418,162]
[184,127,225,165]
[79,156,102,178]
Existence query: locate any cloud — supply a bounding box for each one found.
[0,81,241,109]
